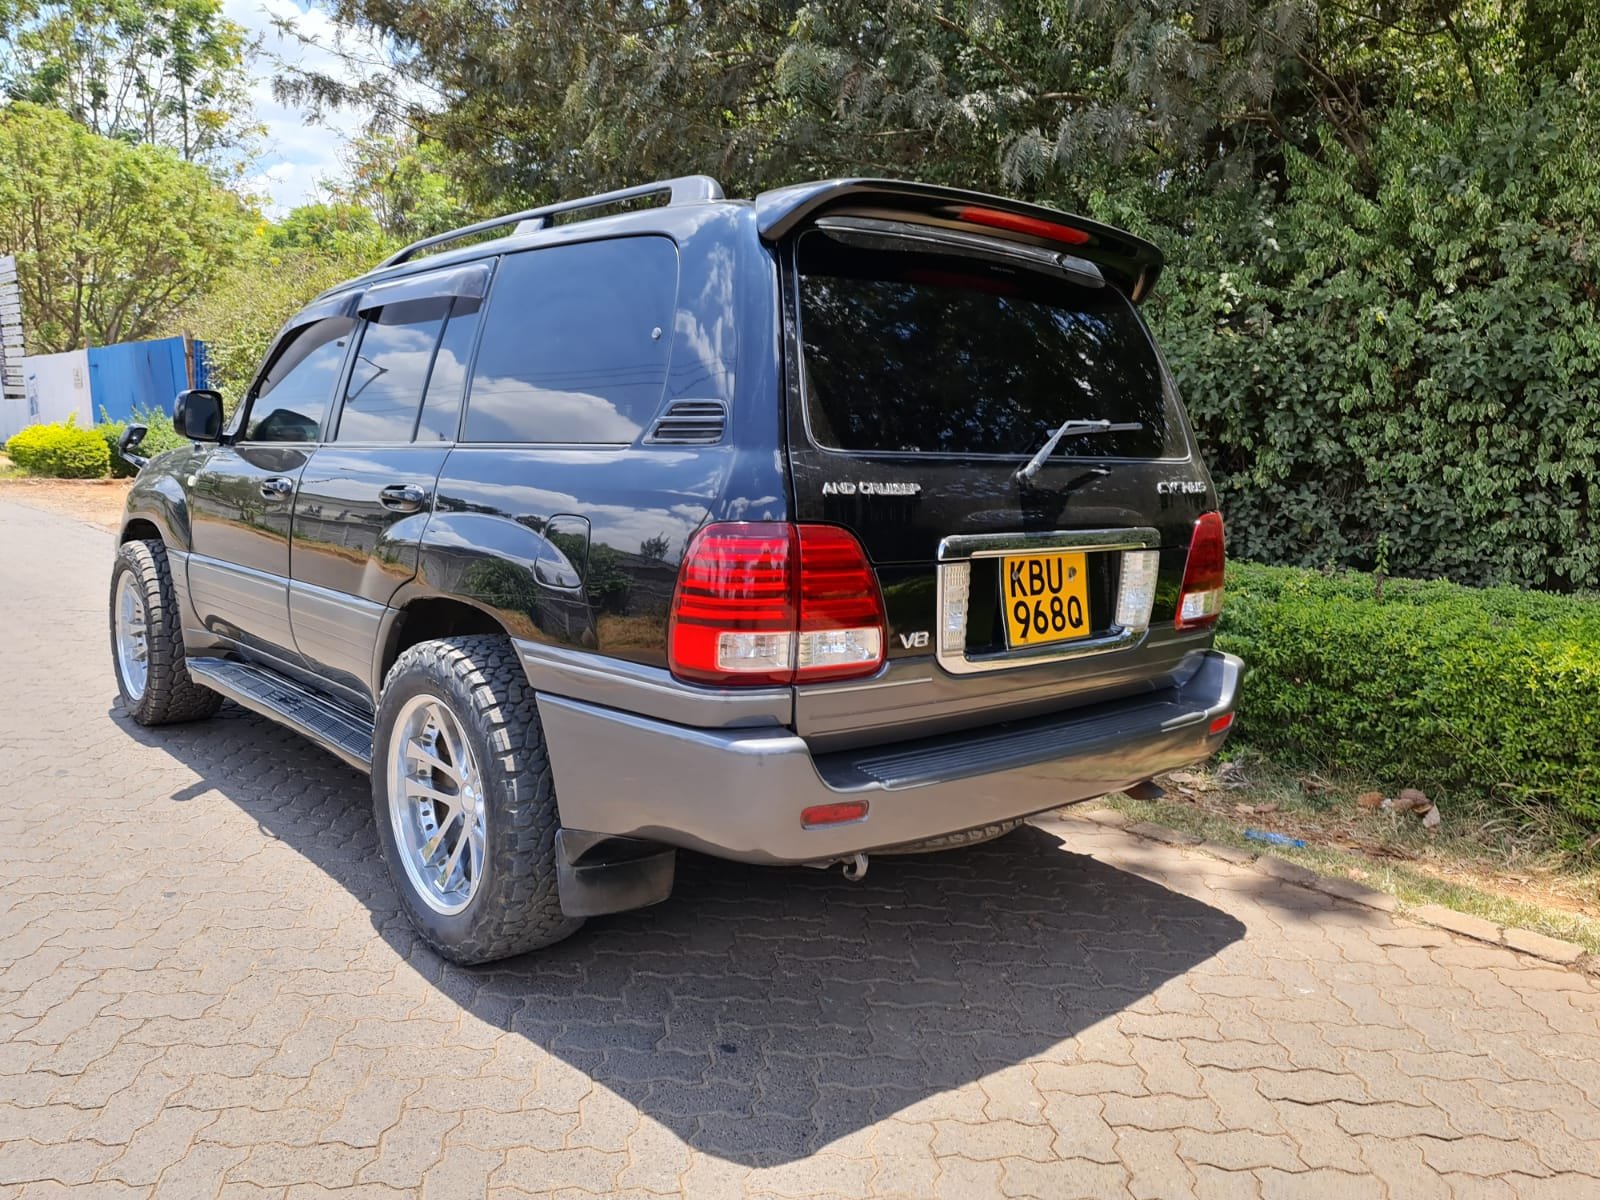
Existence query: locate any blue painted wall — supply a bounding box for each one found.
[86,336,208,424]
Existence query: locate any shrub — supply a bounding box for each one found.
[1217,562,1600,828]
[1142,85,1600,591]
[98,406,192,477]
[4,415,111,478]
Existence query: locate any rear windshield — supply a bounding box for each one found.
[795,228,1182,459]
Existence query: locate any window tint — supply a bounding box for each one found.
[244,316,354,443]
[337,297,449,442]
[463,237,677,443]
[415,296,482,443]
[796,229,1179,458]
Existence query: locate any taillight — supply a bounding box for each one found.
[795,525,885,681]
[1175,512,1226,630]
[669,523,886,686]
[954,205,1091,246]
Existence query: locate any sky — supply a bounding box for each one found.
[222,0,388,216]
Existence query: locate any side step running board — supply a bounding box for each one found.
[187,657,374,770]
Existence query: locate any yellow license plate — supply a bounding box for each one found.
[1000,550,1092,648]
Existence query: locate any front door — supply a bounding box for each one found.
[186,314,355,669]
[289,266,489,705]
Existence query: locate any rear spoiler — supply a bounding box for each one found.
[754,178,1164,302]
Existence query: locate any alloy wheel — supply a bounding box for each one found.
[385,694,487,915]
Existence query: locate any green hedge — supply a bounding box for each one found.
[1217,562,1600,826]
[4,416,111,478]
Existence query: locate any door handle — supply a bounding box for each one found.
[379,483,429,513]
[260,476,294,500]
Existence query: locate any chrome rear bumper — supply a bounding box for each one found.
[536,650,1242,864]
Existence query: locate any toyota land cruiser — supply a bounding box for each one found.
[109,176,1241,964]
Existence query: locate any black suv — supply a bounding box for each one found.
[110,176,1241,964]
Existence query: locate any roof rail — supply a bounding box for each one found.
[377,175,726,268]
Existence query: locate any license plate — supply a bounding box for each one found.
[1000,550,1092,648]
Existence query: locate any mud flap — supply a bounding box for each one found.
[555,829,676,918]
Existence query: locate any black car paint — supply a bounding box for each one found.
[120,180,1217,739]
[388,204,787,681]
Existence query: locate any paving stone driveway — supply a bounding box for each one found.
[2,496,1599,1199]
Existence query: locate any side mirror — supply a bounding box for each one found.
[116,424,149,470]
[174,389,224,442]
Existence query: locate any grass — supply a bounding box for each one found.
[1103,751,1600,957]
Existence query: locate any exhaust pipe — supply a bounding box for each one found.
[841,853,869,882]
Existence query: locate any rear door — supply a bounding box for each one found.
[781,214,1216,743]
[287,263,491,706]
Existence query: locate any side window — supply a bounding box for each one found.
[462,237,677,443]
[336,297,449,442]
[244,316,354,443]
[414,296,482,443]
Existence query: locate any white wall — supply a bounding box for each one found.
[3,349,91,443]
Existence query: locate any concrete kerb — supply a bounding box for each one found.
[1057,807,1593,972]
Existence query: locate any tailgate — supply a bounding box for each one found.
[777,200,1218,746]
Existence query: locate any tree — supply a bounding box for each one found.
[173,204,394,403]
[0,0,258,165]
[329,131,476,242]
[0,102,255,353]
[266,201,386,254]
[273,1,1556,209]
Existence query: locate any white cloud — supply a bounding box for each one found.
[223,0,394,216]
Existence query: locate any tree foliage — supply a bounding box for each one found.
[329,131,475,241]
[0,102,255,353]
[172,205,394,404]
[0,0,258,165]
[1152,86,1600,590]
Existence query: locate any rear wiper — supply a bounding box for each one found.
[1015,418,1144,482]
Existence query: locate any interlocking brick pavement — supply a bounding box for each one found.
[3,497,1599,1198]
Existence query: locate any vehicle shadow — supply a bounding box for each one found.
[115,700,1246,1167]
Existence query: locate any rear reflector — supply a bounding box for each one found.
[955,205,1091,246]
[801,801,869,827]
[669,522,887,686]
[1176,512,1226,630]
[1209,713,1235,736]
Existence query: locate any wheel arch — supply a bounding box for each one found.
[120,470,193,549]
[120,517,164,544]
[373,594,514,698]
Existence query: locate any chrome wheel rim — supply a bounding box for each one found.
[113,571,149,701]
[386,694,486,916]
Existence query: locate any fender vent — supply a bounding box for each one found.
[646,400,726,444]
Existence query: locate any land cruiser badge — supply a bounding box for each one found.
[822,480,922,497]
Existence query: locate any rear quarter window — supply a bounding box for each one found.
[462,236,678,444]
[796,228,1183,459]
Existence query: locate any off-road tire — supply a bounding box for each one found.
[372,635,581,964]
[877,818,1025,856]
[109,539,223,726]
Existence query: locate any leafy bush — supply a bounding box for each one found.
[4,415,111,478]
[1145,85,1600,591]
[98,407,192,477]
[1217,562,1600,828]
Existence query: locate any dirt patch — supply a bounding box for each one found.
[0,476,132,531]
